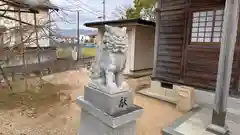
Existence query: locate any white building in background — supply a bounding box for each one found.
[52,34,96,44]
[0,0,58,48]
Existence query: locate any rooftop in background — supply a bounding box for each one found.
[84,18,156,28]
[2,0,58,10]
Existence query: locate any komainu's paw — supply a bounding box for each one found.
[108,83,118,90]
[120,81,130,91]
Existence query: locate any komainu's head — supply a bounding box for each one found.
[103,25,128,53]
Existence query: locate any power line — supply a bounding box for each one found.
[72,0,101,14]
[60,0,112,19]
[52,0,116,29]
[63,0,102,17]
[52,10,76,24]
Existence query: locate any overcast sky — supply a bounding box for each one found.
[50,0,133,29]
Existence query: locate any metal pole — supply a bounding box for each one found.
[103,0,106,20]
[207,0,240,134]
[77,10,80,60]
[77,11,80,45]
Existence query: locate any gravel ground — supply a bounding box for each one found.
[0,69,182,135]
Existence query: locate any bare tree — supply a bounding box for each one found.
[0,0,87,91]
[140,6,156,22]
[112,5,133,20]
[0,1,59,90]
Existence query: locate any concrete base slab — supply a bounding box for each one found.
[78,110,137,135]
[162,108,240,135]
[76,97,143,128]
[139,85,240,115]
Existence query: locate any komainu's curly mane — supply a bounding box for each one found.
[102,25,128,53]
[88,25,129,94]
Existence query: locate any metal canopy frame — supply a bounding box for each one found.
[0,0,58,25]
[0,0,38,26]
[0,0,39,13]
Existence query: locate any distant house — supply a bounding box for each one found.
[86,33,97,44]
[0,0,58,66]
[0,0,58,48]
[52,29,98,44]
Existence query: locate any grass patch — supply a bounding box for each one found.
[0,79,72,113]
[82,48,96,57]
[56,47,96,58]
[56,47,72,58]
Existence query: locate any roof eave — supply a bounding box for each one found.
[34,6,59,11]
[84,18,155,28]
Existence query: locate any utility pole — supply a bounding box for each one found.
[77,10,80,60]
[103,0,106,20]
[77,10,80,45]
[207,0,240,134]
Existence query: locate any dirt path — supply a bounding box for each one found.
[0,69,182,135]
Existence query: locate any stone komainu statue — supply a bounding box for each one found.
[88,25,129,94]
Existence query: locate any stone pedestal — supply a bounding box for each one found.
[77,86,143,135]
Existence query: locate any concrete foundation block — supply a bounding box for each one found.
[77,97,143,128]
[165,89,177,99]
[78,110,137,135]
[139,81,197,105]
[150,80,161,90]
[78,82,143,135]
[150,86,166,96]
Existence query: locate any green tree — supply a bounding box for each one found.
[138,0,157,9]
[114,0,157,21]
[125,0,143,19]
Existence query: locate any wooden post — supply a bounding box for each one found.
[11,72,15,81]
[0,67,12,90]
[18,9,28,90]
[207,0,240,134]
